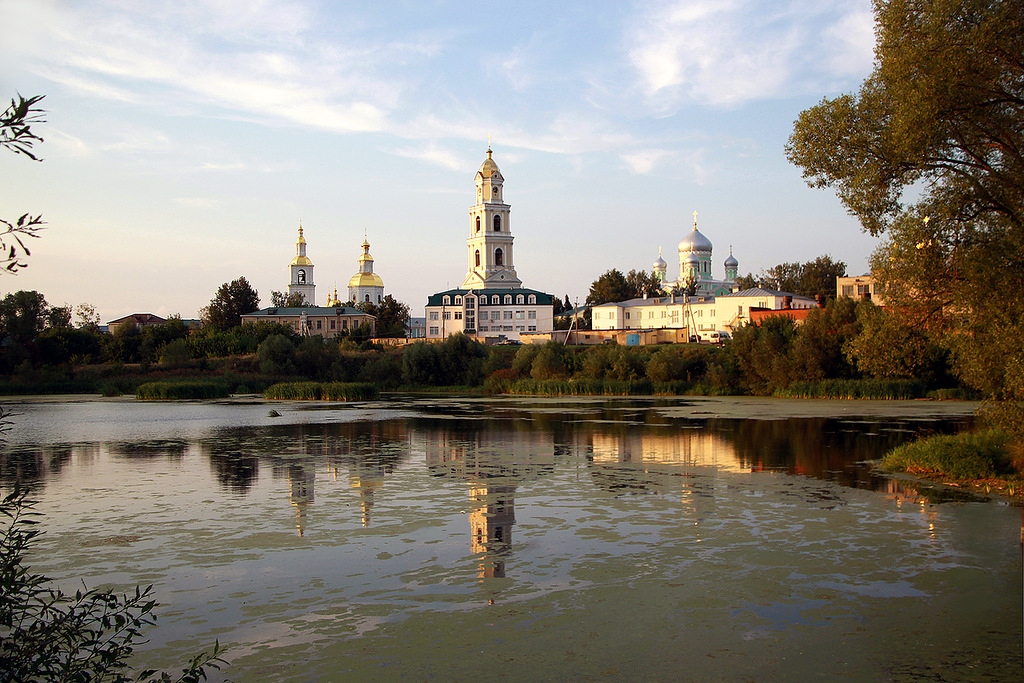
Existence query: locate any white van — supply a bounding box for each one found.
[700,330,731,344]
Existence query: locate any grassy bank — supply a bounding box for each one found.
[881,429,1024,498]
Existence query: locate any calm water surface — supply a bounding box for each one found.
[1,395,1020,681]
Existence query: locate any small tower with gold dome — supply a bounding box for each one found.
[288,225,316,305]
[348,237,385,305]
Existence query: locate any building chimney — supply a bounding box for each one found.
[783,296,792,309]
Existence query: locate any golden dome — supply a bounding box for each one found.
[291,255,313,266]
[349,272,384,288]
[477,148,502,179]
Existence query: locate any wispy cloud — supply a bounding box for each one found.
[392,142,469,171]
[626,0,874,108]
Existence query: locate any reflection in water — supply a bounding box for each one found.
[3,397,1013,681]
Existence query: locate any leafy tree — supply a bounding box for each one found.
[845,301,948,383]
[760,256,845,298]
[201,277,260,331]
[46,305,72,330]
[258,334,297,375]
[0,290,48,348]
[733,273,758,291]
[0,489,225,682]
[357,295,410,338]
[270,290,309,307]
[786,0,1024,426]
[586,269,632,306]
[74,303,101,330]
[625,269,662,298]
[1,95,45,272]
[530,342,570,380]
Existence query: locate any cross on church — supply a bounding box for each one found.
[693,210,698,227]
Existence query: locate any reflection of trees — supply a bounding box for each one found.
[107,440,187,459]
[0,444,76,489]
[715,416,973,490]
[208,454,259,494]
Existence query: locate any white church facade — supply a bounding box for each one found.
[653,212,740,298]
[283,225,387,308]
[425,149,554,342]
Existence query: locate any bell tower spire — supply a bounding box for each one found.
[288,223,315,305]
[462,147,521,289]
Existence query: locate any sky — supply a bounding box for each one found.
[1,0,882,323]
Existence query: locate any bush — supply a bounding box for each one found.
[882,429,1014,479]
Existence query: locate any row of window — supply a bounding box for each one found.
[429,310,536,321]
[474,248,504,267]
[441,293,537,306]
[476,325,537,332]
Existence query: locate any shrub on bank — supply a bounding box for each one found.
[136,381,231,400]
[882,429,1014,479]
[263,381,379,401]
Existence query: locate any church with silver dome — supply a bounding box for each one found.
[653,212,740,297]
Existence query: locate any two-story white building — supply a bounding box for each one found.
[591,288,817,337]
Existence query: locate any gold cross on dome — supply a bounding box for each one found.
[693,210,698,227]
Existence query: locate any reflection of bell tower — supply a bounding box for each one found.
[349,470,384,528]
[469,483,516,579]
[288,464,315,537]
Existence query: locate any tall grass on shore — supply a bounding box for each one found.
[882,429,1013,479]
[774,379,927,400]
[263,381,379,401]
[136,381,231,400]
[505,378,655,396]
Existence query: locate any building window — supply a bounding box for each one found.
[443,295,451,305]
[503,311,513,320]
[493,215,501,231]
[495,248,504,266]
[455,296,462,305]
[528,294,536,304]
[330,320,336,329]
[429,311,438,320]
[492,295,499,304]
[528,325,536,331]
[443,312,451,320]
[466,298,475,308]
[479,325,488,331]
[455,312,462,320]
[625,312,630,319]
[504,294,512,305]
[515,311,524,319]
[364,295,370,302]
[476,216,481,232]
[430,326,439,335]
[528,310,536,319]
[516,325,525,331]
[492,187,499,200]
[516,294,524,304]
[475,250,481,267]
[316,320,322,329]
[343,319,349,328]
[297,269,306,284]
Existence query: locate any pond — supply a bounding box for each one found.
[1,395,1020,681]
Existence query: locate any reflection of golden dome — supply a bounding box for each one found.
[349,272,384,288]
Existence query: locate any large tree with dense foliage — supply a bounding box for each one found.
[202,277,260,331]
[270,290,310,307]
[356,295,410,338]
[587,268,662,306]
[758,255,847,298]
[786,0,1024,431]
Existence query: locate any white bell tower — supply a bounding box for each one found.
[462,148,521,289]
[288,225,316,305]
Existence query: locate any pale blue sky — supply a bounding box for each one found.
[1,0,881,321]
